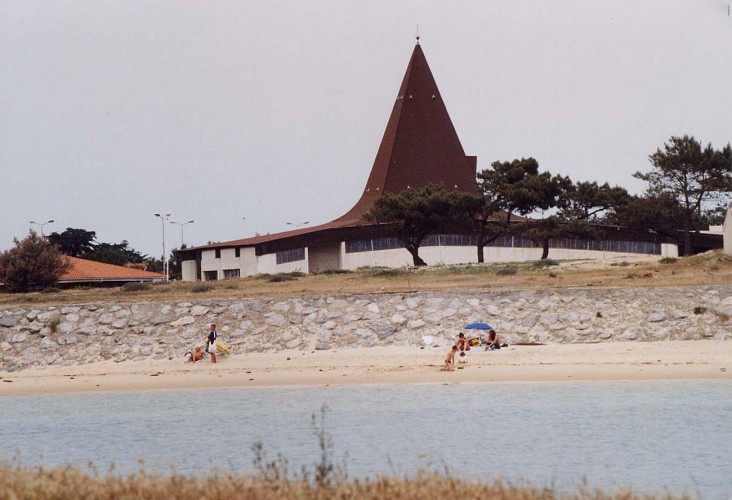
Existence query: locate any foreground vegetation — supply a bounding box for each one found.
[0,463,690,500]
[1,250,730,309]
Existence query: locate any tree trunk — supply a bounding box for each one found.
[540,238,550,260]
[406,245,427,266]
[683,230,691,256]
[476,223,485,263]
[683,209,694,256]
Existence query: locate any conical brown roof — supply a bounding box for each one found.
[336,43,477,223]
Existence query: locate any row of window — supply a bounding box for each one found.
[345,235,661,255]
[203,269,241,281]
[276,247,305,264]
[213,248,241,259]
[202,237,661,280]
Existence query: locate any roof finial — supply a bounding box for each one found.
[416,24,420,44]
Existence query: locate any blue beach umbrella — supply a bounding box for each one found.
[464,322,493,330]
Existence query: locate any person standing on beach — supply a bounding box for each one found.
[456,332,469,352]
[207,323,218,363]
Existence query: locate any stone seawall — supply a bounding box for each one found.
[1,286,730,372]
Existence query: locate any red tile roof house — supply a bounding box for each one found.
[57,257,166,287]
[177,42,677,282]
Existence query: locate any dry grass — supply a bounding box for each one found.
[0,463,688,500]
[2,250,731,308]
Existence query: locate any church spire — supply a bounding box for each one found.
[336,43,477,223]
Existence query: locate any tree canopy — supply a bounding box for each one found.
[45,227,149,266]
[47,228,97,257]
[84,241,147,267]
[0,231,71,292]
[476,158,572,261]
[634,135,732,254]
[365,183,482,266]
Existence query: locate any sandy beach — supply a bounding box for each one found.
[1,340,730,396]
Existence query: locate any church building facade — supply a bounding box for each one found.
[179,43,674,282]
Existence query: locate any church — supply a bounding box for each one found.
[179,43,674,282]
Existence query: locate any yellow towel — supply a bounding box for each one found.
[215,339,231,355]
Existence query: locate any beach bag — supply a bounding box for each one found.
[469,337,480,347]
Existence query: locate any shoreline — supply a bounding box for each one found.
[2,340,730,396]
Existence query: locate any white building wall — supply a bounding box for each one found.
[218,248,240,277]
[200,250,219,280]
[256,249,309,275]
[181,260,198,281]
[240,247,258,276]
[185,241,673,281]
[197,247,259,280]
[339,245,664,271]
[661,243,679,258]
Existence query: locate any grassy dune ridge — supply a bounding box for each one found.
[2,251,730,308]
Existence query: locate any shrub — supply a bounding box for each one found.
[0,231,70,293]
[495,266,518,276]
[122,282,151,292]
[532,259,558,268]
[191,284,214,293]
[610,261,630,267]
[269,274,295,283]
[316,269,351,275]
[659,257,677,264]
[49,316,61,333]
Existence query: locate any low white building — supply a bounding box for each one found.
[181,226,677,282]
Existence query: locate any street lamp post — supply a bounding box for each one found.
[286,221,309,229]
[29,219,54,237]
[154,213,171,281]
[169,219,194,247]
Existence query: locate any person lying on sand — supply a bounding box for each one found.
[440,346,458,371]
[185,346,205,363]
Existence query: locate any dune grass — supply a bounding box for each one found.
[0,463,690,500]
[1,250,730,308]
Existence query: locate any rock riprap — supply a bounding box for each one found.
[1,285,730,371]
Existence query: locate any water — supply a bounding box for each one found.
[1,381,731,499]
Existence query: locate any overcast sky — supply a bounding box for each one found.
[2,0,731,258]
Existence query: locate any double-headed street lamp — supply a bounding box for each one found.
[169,219,194,247]
[286,220,309,229]
[30,219,54,237]
[154,213,171,281]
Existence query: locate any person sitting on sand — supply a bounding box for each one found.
[456,332,469,352]
[185,346,205,363]
[441,346,458,371]
[485,329,501,351]
[458,351,468,364]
